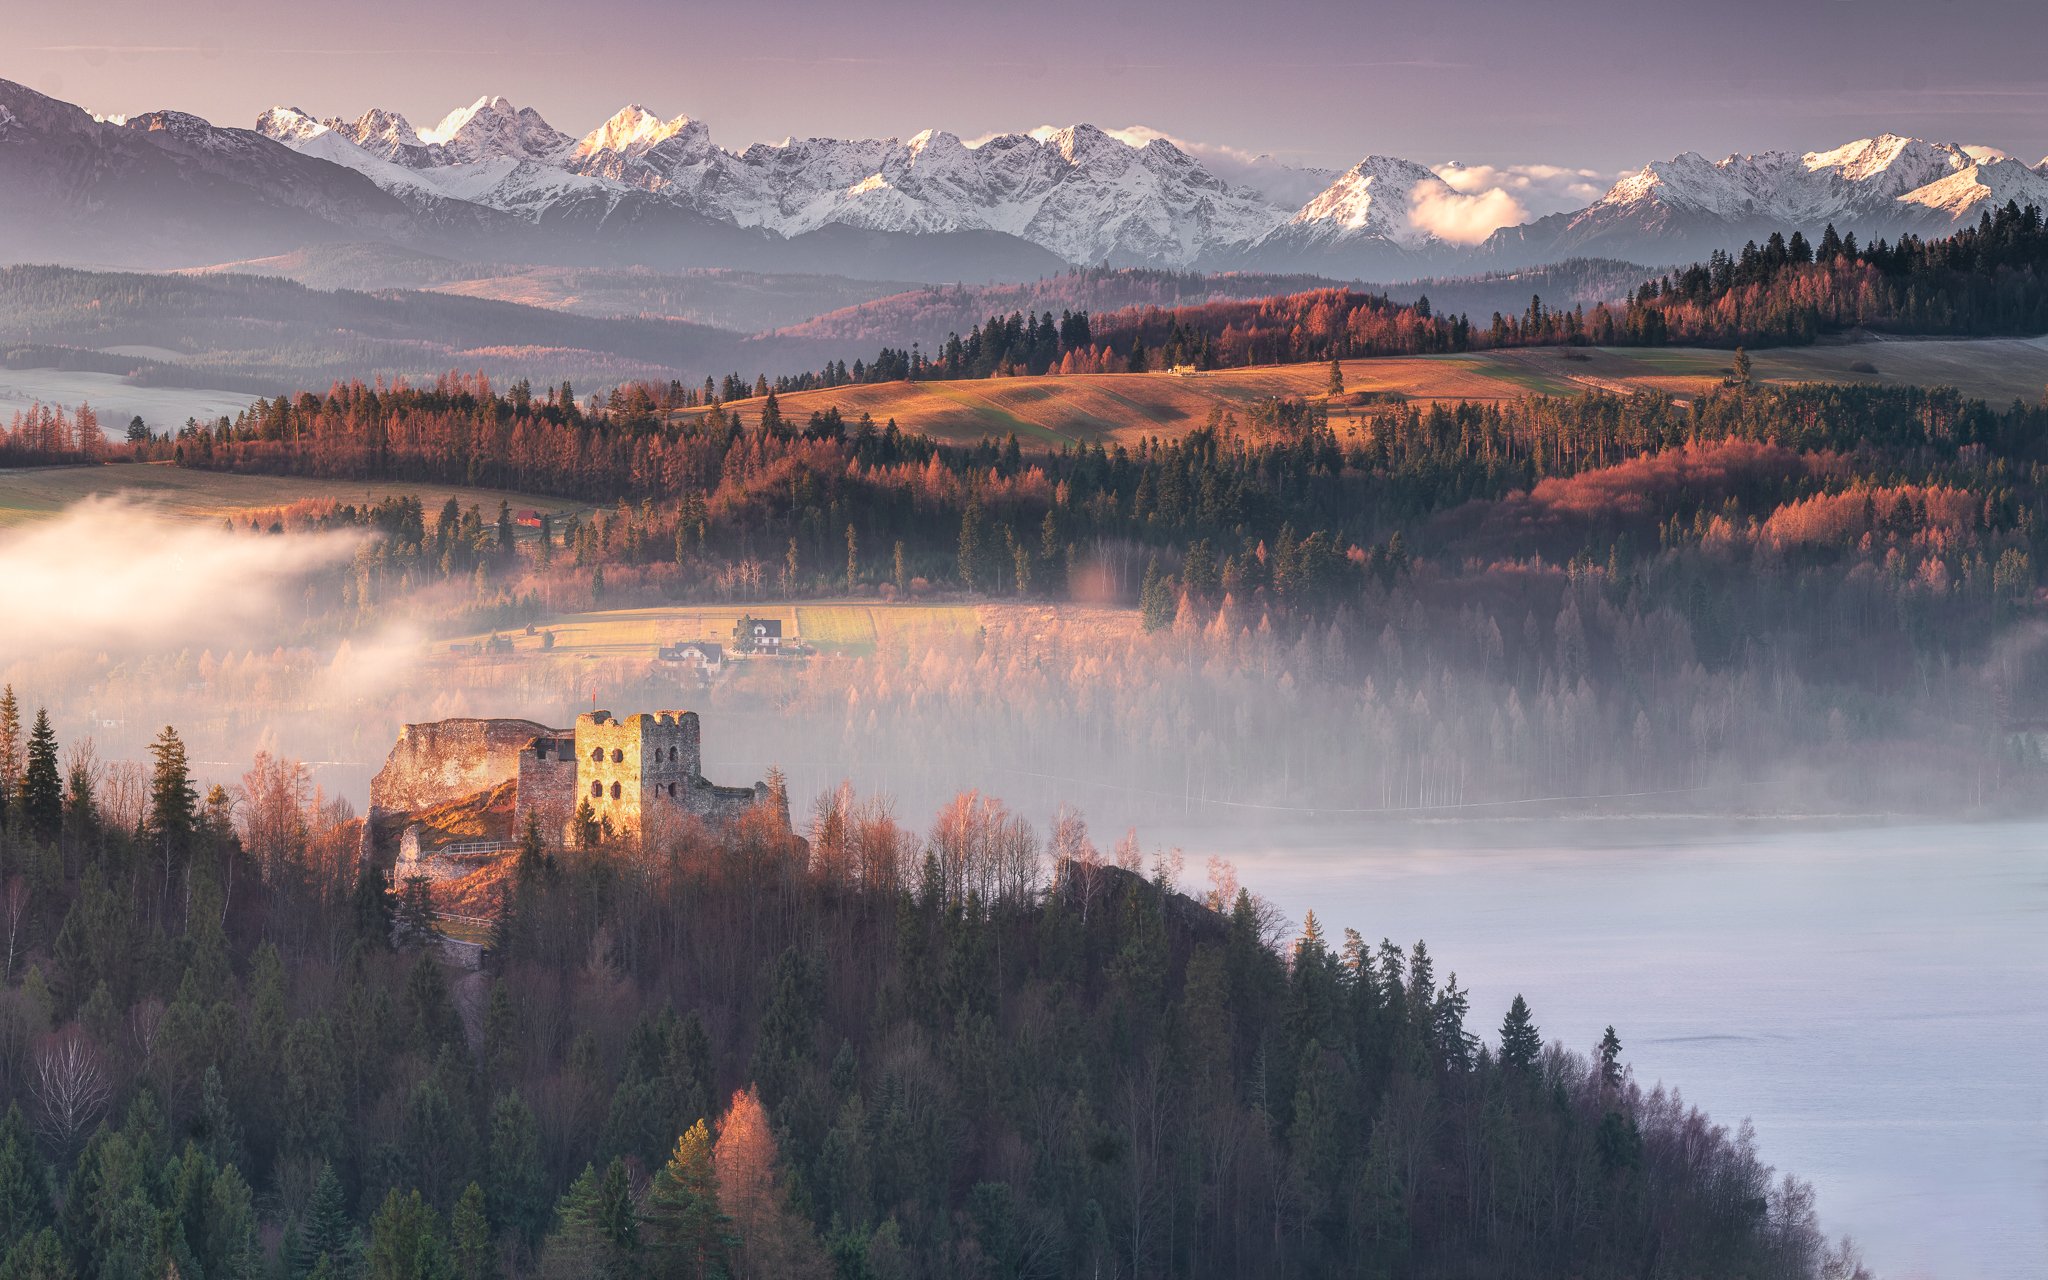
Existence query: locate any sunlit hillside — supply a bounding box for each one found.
[672,337,2048,445]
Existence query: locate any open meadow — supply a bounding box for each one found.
[434,599,1001,660]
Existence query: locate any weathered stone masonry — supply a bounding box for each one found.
[366,709,774,867]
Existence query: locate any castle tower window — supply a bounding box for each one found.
[610,782,622,800]
[590,747,603,762]
[667,782,676,797]
[590,780,602,797]
[533,743,549,760]
[612,748,624,764]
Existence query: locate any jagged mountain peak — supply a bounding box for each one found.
[575,104,703,158]
[412,95,572,166]
[255,106,326,145]
[1286,155,1448,244]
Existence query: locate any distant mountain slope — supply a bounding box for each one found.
[769,262,1654,351]
[187,244,919,332]
[0,263,804,390]
[0,80,431,269]
[1486,133,2048,267]
[772,268,1350,346]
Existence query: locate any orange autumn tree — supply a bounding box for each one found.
[711,1086,827,1280]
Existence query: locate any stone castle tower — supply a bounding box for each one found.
[366,708,776,866]
[574,709,705,841]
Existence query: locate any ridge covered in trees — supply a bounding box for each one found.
[0,690,1864,1278]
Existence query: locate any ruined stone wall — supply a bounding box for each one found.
[683,779,773,825]
[515,732,578,844]
[366,718,552,856]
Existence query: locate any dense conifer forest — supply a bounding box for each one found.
[0,689,1864,1279]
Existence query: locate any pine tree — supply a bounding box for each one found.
[0,686,21,815]
[1731,346,1753,387]
[540,1160,637,1280]
[1499,994,1542,1072]
[485,1093,550,1251]
[292,1162,354,1277]
[366,1188,452,1280]
[642,1121,733,1280]
[450,1184,496,1280]
[1139,557,1175,632]
[146,725,197,859]
[0,1106,49,1243]
[352,854,395,948]
[17,711,59,843]
[1597,1025,1624,1089]
[1327,357,1345,396]
[956,498,987,591]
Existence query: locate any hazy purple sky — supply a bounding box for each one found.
[8,0,2046,173]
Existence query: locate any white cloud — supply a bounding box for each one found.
[1433,162,1620,218]
[0,496,364,653]
[1407,184,1530,245]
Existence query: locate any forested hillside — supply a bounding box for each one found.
[0,367,2024,811]
[755,203,2048,389]
[1623,199,2048,345]
[0,693,1859,1279]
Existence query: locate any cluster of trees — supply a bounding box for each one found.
[0,688,1862,1278]
[0,403,109,466]
[1624,201,2048,346]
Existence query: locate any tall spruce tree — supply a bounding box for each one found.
[1500,994,1542,1072]
[17,711,59,843]
[146,725,197,859]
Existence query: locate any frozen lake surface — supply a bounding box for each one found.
[1181,819,2047,1280]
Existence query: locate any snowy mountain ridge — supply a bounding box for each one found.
[5,74,2045,278]
[250,96,2048,271]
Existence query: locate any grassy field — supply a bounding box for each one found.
[0,462,587,529]
[675,336,2048,445]
[439,600,993,661]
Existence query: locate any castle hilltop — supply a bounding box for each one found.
[363,709,776,878]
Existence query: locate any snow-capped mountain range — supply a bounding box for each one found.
[4,76,2047,280]
[248,96,2048,271]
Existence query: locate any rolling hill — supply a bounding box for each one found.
[679,338,2048,446]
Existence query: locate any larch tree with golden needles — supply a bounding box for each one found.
[711,1087,826,1280]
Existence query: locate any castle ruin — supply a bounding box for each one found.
[365,709,776,876]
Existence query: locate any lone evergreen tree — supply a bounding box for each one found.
[1500,994,1542,1071]
[1598,1025,1624,1089]
[1327,357,1345,396]
[17,710,60,843]
[146,725,197,859]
